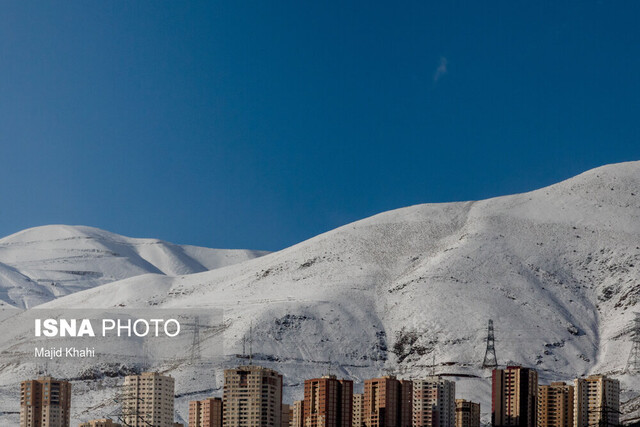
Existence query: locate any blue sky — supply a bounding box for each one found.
[1,2,639,251]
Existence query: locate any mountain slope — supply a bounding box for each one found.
[0,225,268,308]
[0,162,639,424]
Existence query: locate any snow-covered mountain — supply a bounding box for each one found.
[0,225,269,308]
[0,161,639,425]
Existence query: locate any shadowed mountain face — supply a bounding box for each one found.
[0,225,268,308]
[1,162,639,424]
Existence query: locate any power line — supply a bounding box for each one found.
[190,316,201,364]
[625,312,640,374]
[109,388,154,427]
[249,321,253,365]
[482,319,498,369]
[586,404,622,427]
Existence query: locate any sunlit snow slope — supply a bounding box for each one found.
[1,162,639,425]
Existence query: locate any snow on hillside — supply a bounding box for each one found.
[0,225,268,308]
[0,162,638,425]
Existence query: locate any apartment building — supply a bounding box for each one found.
[492,366,538,427]
[122,372,175,427]
[573,375,619,427]
[20,377,71,427]
[363,376,412,427]
[413,376,456,427]
[223,365,283,427]
[537,382,573,427]
[455,399,480,427]
[189,397,223,427]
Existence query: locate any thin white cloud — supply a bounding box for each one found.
[433,57,448,82]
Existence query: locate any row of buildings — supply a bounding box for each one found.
[20,373,184,427]
[492,366,621,427]
[19,365,621,427]
[210,366,467,427]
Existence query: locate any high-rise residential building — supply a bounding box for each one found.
[292,400,305,427]
[413,376,456,427]
[289,404,295,426]
[189,397,223,427]
[492,366,538,427]
[303,375,353,427]
[353,393,364,427]
[537,383,574,427]
[282,404,291,427]
[20,376,72,427]
[122,372,175,427]
[455,400,480,427]
[573,375,620,427]
[363,376,412,427]
[223,365,283,427]
[79,420,122,427]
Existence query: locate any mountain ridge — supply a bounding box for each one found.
[0,224,269,308]
[0,161,638,424]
